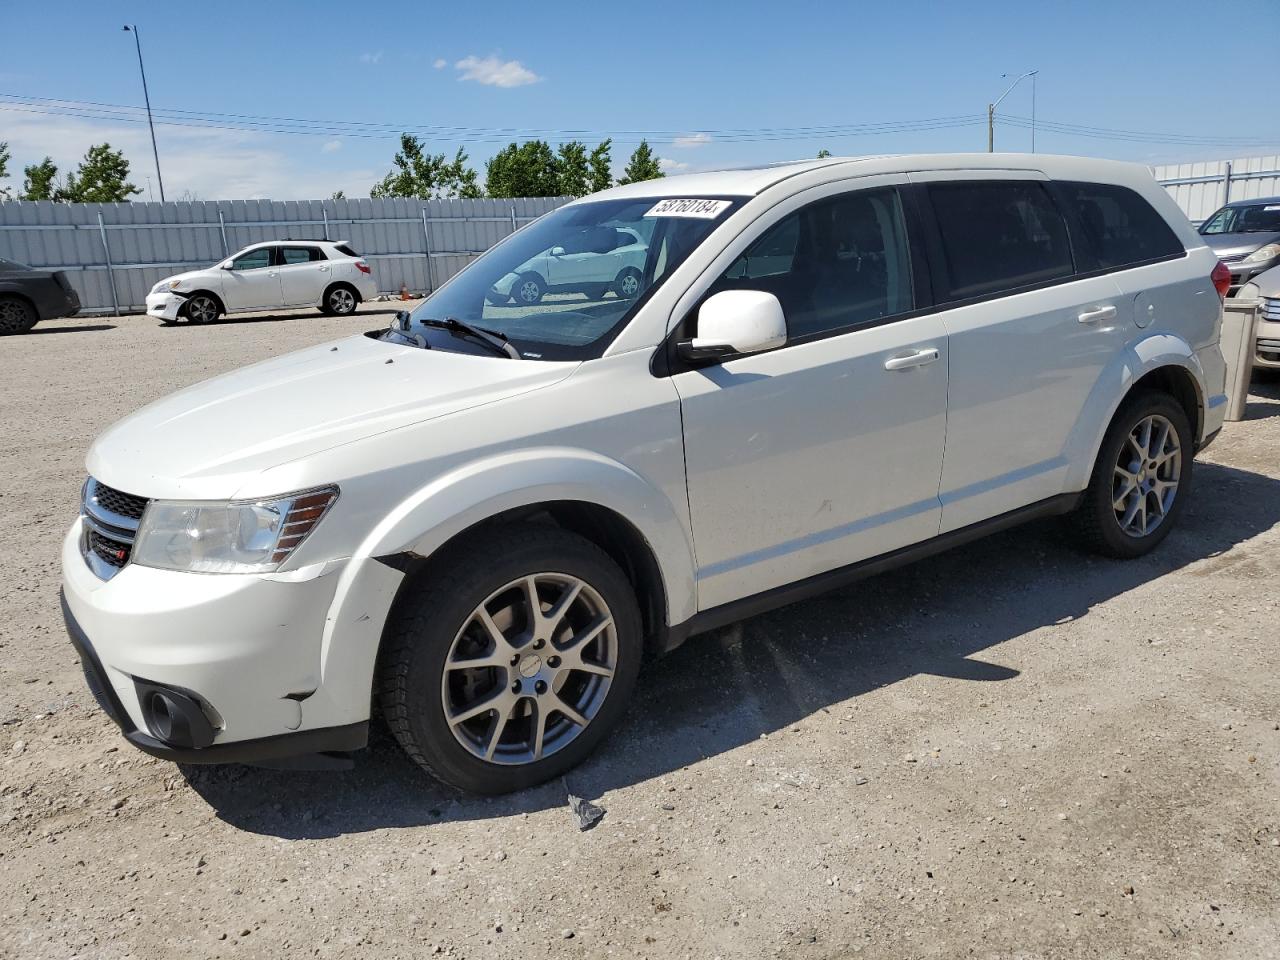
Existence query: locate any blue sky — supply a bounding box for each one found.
[1,0,1277,200]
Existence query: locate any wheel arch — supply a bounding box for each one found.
[307,449,696,728]
[323,279,362,304]
[1066,335,1208,493]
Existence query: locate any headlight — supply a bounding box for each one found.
[131,486,338,574]
[1243,243,1280,264]
[168,279,183,290]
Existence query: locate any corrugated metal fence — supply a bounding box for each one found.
[0,196,571,315]
[1154,154,1280,225]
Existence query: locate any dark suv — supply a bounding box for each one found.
[0,258,81,334]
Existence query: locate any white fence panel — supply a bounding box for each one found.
[0,195,570,314]
[1154,154,1280,225]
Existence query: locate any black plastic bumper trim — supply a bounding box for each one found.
[60,590,368,766]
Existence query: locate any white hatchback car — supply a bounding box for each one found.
[145,240,377,324]
[488,225,648,305]
[63,155,1229,794]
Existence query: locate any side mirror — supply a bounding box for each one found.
[393,309,411,331]
[549,246,566,257]
[220,262,233,270]
[678,290,787,362]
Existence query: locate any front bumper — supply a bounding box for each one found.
[60,518,370,764]
[1257,314,1280,369]
[145,291,185,321]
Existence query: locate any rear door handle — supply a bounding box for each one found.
[884,347,940,371]
[1078,305,1117,324]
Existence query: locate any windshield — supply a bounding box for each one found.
[1199,202,1280,235]
[394,196,742,360]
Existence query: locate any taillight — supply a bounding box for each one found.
[1211,260,1231,299]
[355,261,371,275]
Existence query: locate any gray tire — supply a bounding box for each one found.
[183,294,220,325]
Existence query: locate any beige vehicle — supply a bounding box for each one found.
[1237,265,1280,369]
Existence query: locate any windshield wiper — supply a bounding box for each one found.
[419,317,522,359]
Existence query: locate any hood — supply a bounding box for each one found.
[1243,262,1280,298]
[1200,231,1280,260]
[87,334,577,499]
[153,268,215,292]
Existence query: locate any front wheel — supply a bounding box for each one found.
[613,268,641,300]
[1070,391,1192,559]
[378,525,642,794]
[515,274,544,305]
[183,294,220,325]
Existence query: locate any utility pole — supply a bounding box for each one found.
[987,70,1038,153]
[122,25,165,202]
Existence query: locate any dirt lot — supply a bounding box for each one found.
[2,308,1278,960]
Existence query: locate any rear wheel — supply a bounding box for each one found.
[0,296,37,334]
[1070,391,1192,559]
[378,525,642,794]
[323,284,358,316]
[183,294,220,325]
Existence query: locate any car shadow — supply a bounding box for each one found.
[1244,375,1280,420]
[162,307,400,328]
[183,460,1280,838]
[27,323,117,335]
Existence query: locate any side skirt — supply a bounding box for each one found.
[659,492,1082,653]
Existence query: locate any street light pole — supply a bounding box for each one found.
[122,25,165,202]
[987,70,1038,153]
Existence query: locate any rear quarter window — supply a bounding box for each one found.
[1055,181,1184,271]
[334,244,359,257]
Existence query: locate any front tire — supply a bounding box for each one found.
[378,525,642,794]
[0,296,37,334]
[183,294,220,325]
[613,267,641,300]
[1070,391,1192,559]
[515,274,544,305]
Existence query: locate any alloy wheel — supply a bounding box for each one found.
[619,273,639,297]
[0,299,33,333]
[518,280,541,304]
[330,288,356,314]
[1112,413,1181,538]
[186,296,217,324]
[440,573,617,765]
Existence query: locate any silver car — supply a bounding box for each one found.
[1198,197,1280,293]
[1236,263,1280,370]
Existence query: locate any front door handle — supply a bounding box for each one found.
[1078,305,1117,324]
[884,347,940,371]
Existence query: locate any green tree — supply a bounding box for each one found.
[0,141,10,199]
[617,140,664,185]
[20,157,60,201]
[60,143,142,202]
[330,189,346,200]
[554,141,590,196]
[484,140,560,198]
[816,148,831,158]
[587,139,613,194]
[370,134,481,199]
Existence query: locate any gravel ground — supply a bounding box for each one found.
[2,309,1279,960]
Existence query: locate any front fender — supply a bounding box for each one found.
[306,448,697,727]
[1063,333,1207,492]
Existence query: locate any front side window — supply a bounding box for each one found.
[1199,203,1280,235]
[388,196,741,360]
[927,181,1073,301]
[1058,181,1183,270]
[229,248,272,271]
[704,188,914,340]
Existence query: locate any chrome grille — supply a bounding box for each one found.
[1262,297,1280,322]
[81,478,148,581]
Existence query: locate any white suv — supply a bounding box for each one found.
[145,240,377,324]
[63,155,1229,793]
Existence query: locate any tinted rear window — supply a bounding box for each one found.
[926,181,1074,301]
[1057,181,1183,270]
[334,244,359,257]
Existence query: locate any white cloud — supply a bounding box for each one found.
[433,58,447,70]
[454,54,542,88]
[359,50,383,65]
[321,139,343,153]
[672,132,712,148]
[659,157,691,173]
[0,113,380,200]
